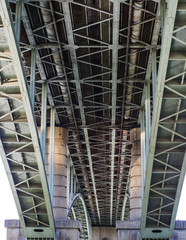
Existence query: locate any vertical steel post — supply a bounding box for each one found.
[121,193,128,220]
[49,108,55,205]
[151,48,157,105]
[40,83,47,163]
[30,48,36,108]
[15,0,22,43]
[160,0,166,36]
[140,109,146,200]
[74,175,77,195]
[145,82,151,160]
[67,155,70,209]
[70,166,74,200]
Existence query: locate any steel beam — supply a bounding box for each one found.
[141,0,179,238]
[62,1,101,224]
[40,83,47,163]
[140,109,146,200]
[140,4,161,108]
[139,5,161,170]
[160,0,166,35]
[145,81,151,161]
[49,108,55,205]
[151,48,157,105]
[21,4,60,124]
[0,0,55,237]
[67,155,70,209]
[30,48,36,108]
[121,193,129,221]
[68,193,92,240]
[15,0,22,43]
[110,0,120,225]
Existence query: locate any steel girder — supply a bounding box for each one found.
[67,152,91,240]
[0,0,160,230]
[0,0,55,238]
[62,1,101,224]
[141,0,186,239]
[68,193,91,240]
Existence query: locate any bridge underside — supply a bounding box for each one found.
[0,0,186,239]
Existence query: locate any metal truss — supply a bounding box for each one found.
[141,0,186,239]
[0,0,162,235]
[68,193,92,240]
[62,0,158,226]
[0,0,55,238]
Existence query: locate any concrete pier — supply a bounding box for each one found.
[5,219,81,240]
[130,128,142,221]
[45,127,68,219]
[116,220,186,240]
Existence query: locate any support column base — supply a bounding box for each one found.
[116,220,186,240]
[5,219,81,240]
[116,220,140,240]
[55,219,81,239]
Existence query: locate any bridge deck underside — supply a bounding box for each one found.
[2,0,186,238]
[1,0,158,226]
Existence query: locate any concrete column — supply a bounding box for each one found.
[45,127,68,219]
[130,128,142,220]
[5,219,81,240]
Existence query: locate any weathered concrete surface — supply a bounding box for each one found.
[55,219,81,240]
[38,127,68,219]
[116,220,140,240]
[172,221,186,240]
[130,128,142,220]
[5,220,24,240]
[92,227,117,240]
[45,127,68,219]
[116,220,186,240]
[5,219,81,240]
